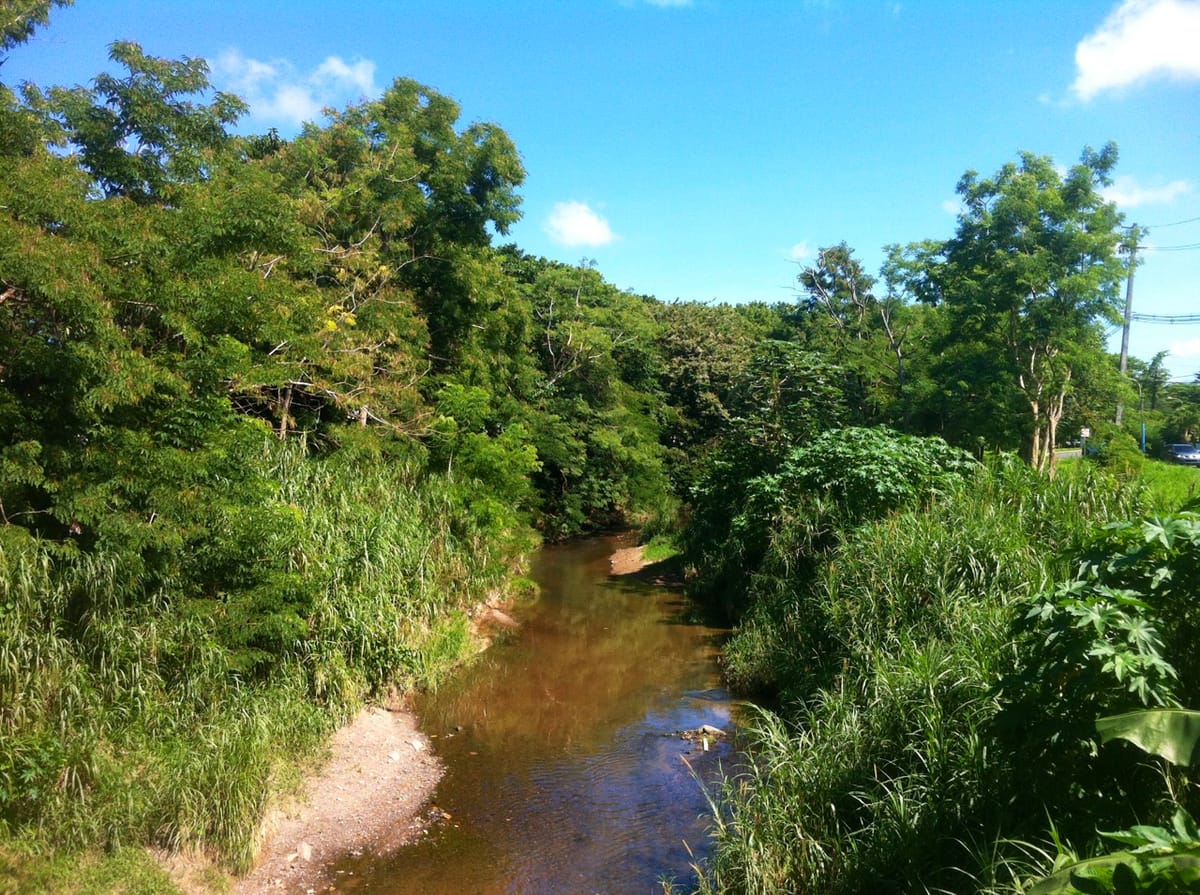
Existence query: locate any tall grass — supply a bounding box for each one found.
[692,459,1150,894]
[1134,457,1200,511]
[0,440,531,872]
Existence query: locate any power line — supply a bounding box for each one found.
[1142,215,1200,229]
[1131,312,1200,323]
[1144,242,1200,252]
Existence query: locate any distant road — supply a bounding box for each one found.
[1056,448,1082,459]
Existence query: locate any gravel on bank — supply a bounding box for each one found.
[228,706,443,895]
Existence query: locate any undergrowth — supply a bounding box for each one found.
[0,440,531,876]
[685,453,1187,894]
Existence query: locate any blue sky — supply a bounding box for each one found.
[6,0,1200,379]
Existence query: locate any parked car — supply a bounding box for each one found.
[1165,443,1200,466]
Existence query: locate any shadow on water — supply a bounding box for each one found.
[335,534,743,894]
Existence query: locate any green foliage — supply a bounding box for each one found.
[1028,812,1200,895]
[1002,512,1200,720]
[1136,459,1200,514]
[1097,709,1200,767]
[795,242,917,426]
[0,37,551,874]
[43,41,246,202]
[1088,424,1147,479]
[689,458,1164,894]
[491,251,674,538]
[653,301,772,457]
[774,425,977,520]
[640,534,679,564]
[0,840,180,895]
[0,1,73,56]
[686,425,975,625]
[6,18,1184,894]
[681,343,842,608]
[892,146,1127,469]
[1024,721,1200,895]
[0,445,521,867]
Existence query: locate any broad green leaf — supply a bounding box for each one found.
[1096,709,1200,767]
[1028,852,1138,895]
[1110,861,1137,895]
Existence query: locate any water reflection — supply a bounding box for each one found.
[340,535,738,894]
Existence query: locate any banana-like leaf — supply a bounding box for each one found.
[1028,851,1200,894]
[1027,852,1138,895]
[1096,709,1200,767]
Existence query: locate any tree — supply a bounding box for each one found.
[925,145,1127,472]
[1140,350,1170,412]
[654,301,772,454]
[256,79,525,436]
[0,0,71,60]
[797,242,917,428]
[682,341,844,605]
[42,41,245,203]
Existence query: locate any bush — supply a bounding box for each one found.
[1094,430,1146,477]
[773,426,978,521]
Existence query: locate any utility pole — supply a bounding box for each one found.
[1115,224,1139,427]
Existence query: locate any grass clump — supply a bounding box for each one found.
[0,839,180,895]
[641,534,681,564]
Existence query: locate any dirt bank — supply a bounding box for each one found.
[233,706,441,895]
[155,706,445,895]
[611,543,685,588]
[609,543,648,575]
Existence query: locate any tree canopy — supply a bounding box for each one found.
[921,145,1127,471]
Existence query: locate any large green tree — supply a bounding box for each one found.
[922,145,1127,472]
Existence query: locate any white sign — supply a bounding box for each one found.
[1080,427,1091,438]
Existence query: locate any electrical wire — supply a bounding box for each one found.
[1142,215,1200,229]
[1131,313,1200,323]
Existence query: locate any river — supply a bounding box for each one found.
[334,534,739,894]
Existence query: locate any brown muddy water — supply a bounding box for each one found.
[337,534,740,894]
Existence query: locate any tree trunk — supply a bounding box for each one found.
[1045,374,1070,480]
[1027,398,1043,472]
[278,385,293,440]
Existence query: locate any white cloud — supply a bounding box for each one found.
[787,241,813,262]
[940,198,961,215]
[544,201,617,247]
[1102,175,1194,207]
[214,49,379,127]
[1071,0,1200,101]
[313,56,376,94]
[1168,336,1200,368]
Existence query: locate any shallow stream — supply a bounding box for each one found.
[338,534,739,894]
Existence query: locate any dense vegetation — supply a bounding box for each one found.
[4,6,1200,893]
[683,439,1200,893]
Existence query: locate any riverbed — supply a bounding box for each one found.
[334,534,739,894]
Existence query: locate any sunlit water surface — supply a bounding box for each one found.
[335,535,739,894]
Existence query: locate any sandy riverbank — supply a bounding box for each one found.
[222,706,442,895]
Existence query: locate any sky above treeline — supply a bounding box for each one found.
[5,0,1200,379]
